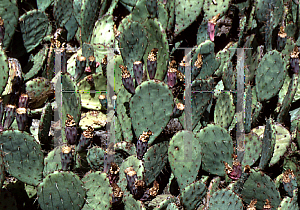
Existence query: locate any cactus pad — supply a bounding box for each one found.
[196,124,233,176]
[37,171,86,210]
[130,80,174,145]
[168,130,202,191]
[0,130,43,186]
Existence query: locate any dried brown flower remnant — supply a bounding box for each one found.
[278,26,287,38]
[263,199,272,209]
[148,48,158,61]
[194,53,203,69]
[83,126,94,138]
[65,114,76,127]
[120,65,131,78]
[247,199,257,210]
[290,46,299,59]
[139,130,153,142]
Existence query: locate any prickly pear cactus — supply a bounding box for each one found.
[130,80,174,145]
[37,171,86,210]
[196,124,233,176]
[241,170,281,209]
[168,130,202,191]
[255,50,287,102]
[0,130,44,186]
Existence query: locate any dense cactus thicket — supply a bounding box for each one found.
[0,0,300,209]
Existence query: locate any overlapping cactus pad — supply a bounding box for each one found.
[0,0,299,209]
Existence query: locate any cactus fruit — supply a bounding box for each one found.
[277,26,287,51]
[75,55,86,80]
[111,182,123,206]
[108,162,120,184]
[3,104,15,129]
[76,126,94,152]
[147,48,158,79]
[65,114,78,145]
[60,145,73,171]
[140,180,159,201]
[121,64,135,94]
[133,61,143,86]
[136,130,152,160]
[167,64,177,88]
[15,107,27,131]
[289,46,299,74]
[124,167,145,199]
[98,94,107,109]
[171,102,184,118]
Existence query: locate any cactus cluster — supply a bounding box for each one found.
[0,0,300,209]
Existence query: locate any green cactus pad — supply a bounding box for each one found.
[277,74,299,123]
[43,146,63,177]
[255,0,284,29]
[124,193,146,210]
[19,10,50,53]
[114,141,136,157]
[258,118,276,170]
[130,80,174,145]
[37,171,86,210]
[61,73,81,144]
[86,146,105,171]
[91,14,115,48]
[222,61,235,91]
[269,123,291,167]
[278,189,299,210]
[214,42,238,77]
[144,141,169,185]
[180,180,207,210]
[53,0,74,28]
[0,130,44,186]
[208,189,243,210]
[150,194,176,209]
[196,124,233,176]
[0,0,19,50]
[116,86,133,142]
[118,18,148,76]
[203,0,231,21]
[82,171,112,210]
[190,78,214,130]
[26,77,54,109]
[143,18,169,80]
[241,170,281,209]
[24,45,48,81]
[174,0,204,36]
[255,50,287,102]
[38,102,52,145]
[0,48,9,95]
[117,155,144,192]
[166,203,179,210]
[168,130,202,191]
[214,92,235,129]
[242,132,261,167]
[80,0,100,43]
[65,13,78,41]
